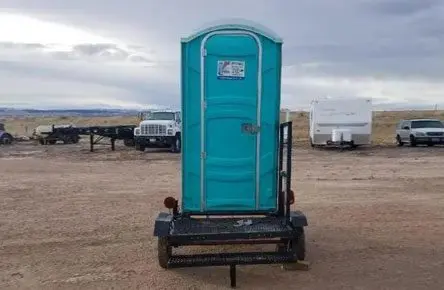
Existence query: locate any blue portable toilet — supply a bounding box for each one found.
[181,19,283,214]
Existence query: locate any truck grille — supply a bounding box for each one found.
[141,124,167,135]
[426,132,444,136]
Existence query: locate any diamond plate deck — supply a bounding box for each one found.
[171,216,292,236]
[168,251,295,267]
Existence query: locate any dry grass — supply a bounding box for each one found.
[2,110,444,145]
[1,145,444,289]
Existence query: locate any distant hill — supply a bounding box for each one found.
[0,108,139,118]
[0,102,442,118]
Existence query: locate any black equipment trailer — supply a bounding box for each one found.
[153,122,308,288]
[34,125,80,145]
[78,125,136,152]
[37,125,136,151]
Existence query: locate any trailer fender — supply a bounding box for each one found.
[153,212,173,237]
[290,210,308,227]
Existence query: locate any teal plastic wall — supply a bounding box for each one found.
[181,20,283,214]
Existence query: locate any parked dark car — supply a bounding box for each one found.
[0,123,13,145]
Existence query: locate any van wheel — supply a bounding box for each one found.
[409,135,417,147]
[396,135,404,146]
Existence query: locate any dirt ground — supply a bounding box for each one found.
[1,140,444,290]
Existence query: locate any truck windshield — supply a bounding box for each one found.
[411,120,444,129]
[146,112,175,120]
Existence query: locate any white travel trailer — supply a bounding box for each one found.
[309,97,372,148]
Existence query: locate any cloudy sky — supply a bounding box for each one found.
[0,0,443,110]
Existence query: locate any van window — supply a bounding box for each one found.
[411,120,444,129]
[400,121,410,129]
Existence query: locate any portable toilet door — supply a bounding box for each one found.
[181,20,283,214]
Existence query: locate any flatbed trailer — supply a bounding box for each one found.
[36,124,136,151]
[77,125,136,152]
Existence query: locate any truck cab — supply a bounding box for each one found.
[134,110,181,152]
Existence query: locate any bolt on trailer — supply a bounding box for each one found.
[153,19,308,288]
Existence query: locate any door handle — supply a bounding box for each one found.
[241,123,260,134]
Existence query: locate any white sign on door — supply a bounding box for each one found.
[217,60,245,80]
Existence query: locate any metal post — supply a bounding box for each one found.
[285,121,293,220]
[111,138,115,151]
[278,123,285,215]
[230,264,236,288]
[89,133,94,152]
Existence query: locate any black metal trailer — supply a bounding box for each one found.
[36,124,136,152]
[34,125,80,145]
[153,122,308,288]
[77,125,136,152]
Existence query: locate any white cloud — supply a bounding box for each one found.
[0,11,178,109]
[0,13,110,44]
[0,0,444,110]
[282,75,444,110]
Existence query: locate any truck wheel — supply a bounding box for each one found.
[409,135,417,147]
[39,139,45,145]
[48,140,56,145]
[158,237,172,269]
[171,134,181,153]
[396,135,404,146]
[135,143,145,152]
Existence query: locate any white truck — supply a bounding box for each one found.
[133,109,181,153]
[309,97,372,148]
